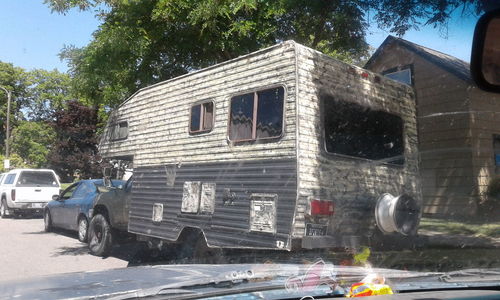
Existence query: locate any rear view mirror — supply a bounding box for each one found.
[52,194,59,201]
[471,9,500,92]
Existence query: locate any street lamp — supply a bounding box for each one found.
[0,86,11,160]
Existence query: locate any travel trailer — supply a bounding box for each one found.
[98,41,421,253]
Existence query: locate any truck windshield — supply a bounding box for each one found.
[16,171,59,187]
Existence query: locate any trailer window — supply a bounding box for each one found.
[189,102,214,134]
[229,87,284,142]
[323,97,404,165]
[110,121,128,141]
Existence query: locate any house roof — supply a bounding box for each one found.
[365,36,472,83]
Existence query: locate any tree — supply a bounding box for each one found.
[0,61,30,154]
[46,0,488,108]
[10,121,56,168]
[47,100,102,182]
[0,153,27,172]
[24,69,73,121]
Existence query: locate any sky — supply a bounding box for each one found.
[0,1,480,73]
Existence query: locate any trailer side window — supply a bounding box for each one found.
[109,121,128,141]
[229,87,284,142]
[190,102,214,134]
[323,97,404,165]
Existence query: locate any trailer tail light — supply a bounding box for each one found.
[11,189,16,201]
[310,200,334,216]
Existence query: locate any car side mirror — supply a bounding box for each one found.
[471,9,500,92]
[52,194,60,201]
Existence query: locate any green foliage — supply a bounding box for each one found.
[0,153,28,172]
[47,0,485,109]
[10,121,56,168]
[25,69,73,121]
[0,62,31,154]
[419,217,500,238]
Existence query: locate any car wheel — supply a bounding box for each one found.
[88,214,113,257]
[1,199,10,218]
[44,210,53,232]
[78,217,89,243]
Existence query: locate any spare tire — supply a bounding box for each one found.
[375,193,420,236]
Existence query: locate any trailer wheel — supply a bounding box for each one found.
[88,214,113,257]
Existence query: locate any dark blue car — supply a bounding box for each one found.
[44,179,125,242]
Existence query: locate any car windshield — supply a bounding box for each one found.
[16,171,58,187]
[1,1,500,299]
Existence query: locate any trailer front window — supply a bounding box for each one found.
[323,96,404,165]
[229,86,284,142]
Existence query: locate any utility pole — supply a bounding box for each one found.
[0,86,11,168]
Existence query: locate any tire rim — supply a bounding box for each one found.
[0,202,4,216]
[79,219,88,240]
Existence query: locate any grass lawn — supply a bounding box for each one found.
[60,183,72,190]
[419,217,500,238]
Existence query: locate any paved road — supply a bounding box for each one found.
[2,216,500,283]
[0,217,128,281]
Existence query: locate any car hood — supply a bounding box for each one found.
[0,263,426,300]
[1,263,498,300]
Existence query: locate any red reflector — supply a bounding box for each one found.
[11,189,16,201]
[310,200,334,216]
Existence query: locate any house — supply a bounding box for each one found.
[365,36,500,217]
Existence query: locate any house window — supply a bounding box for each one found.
[323,96,405,165]
[229,86,284,142]
[494,135,500,174]
[110,121,128,141]
[384,68,412,85]
[190,102,214,134]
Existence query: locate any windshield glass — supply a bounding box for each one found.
[1,1,500,299]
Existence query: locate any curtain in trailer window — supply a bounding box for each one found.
[229,93,254,141]
[202,102,214,131]
[256,88,284,139]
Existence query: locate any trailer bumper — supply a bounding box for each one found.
[301,235,362,249]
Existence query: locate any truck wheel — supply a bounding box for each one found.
[0,199,8,218]
[44,210,53,232]
[88,214,113,257]
[77,217,89,243]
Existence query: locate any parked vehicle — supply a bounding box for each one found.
[98,41,422,256]
[44,179,125,242]
[0,169,60,218]
[87,176,133,256]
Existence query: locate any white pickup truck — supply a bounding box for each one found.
[0,169,61,217]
